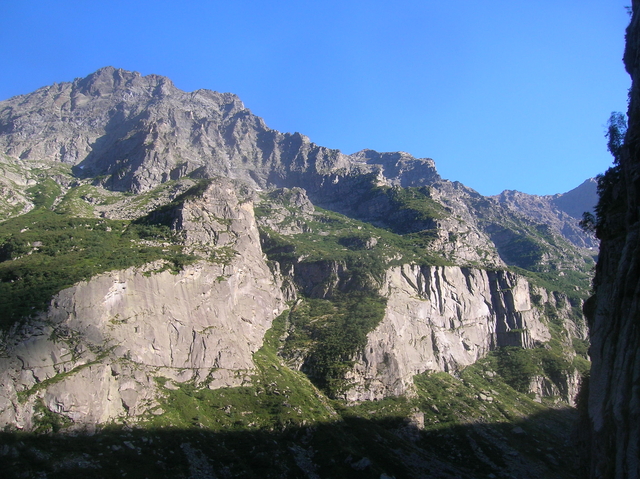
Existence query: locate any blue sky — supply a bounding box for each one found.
[0,1,631,196]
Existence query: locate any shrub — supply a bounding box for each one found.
[282,293,387,397]
[495,347,538,393]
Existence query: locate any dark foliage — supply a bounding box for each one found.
[284,294,387,397]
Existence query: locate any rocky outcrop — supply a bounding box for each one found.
[256,187,317,235]
[348,149,441,187]
[345,265,551,401]
[0,155,37,219]
[583,2,640,477]
[494,179,598,249]
[0,180,286,430]
[529,372,581,405]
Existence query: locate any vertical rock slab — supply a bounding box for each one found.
[584,3,640,477]
[345,265,550,401]
[0,179,286,430]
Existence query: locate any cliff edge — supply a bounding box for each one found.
[584,2,640,477]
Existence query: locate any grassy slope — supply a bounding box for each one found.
[0,178,228,330]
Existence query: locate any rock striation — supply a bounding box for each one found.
[0,180,286,429]
[346,266,551,401]
[583,2,640,477]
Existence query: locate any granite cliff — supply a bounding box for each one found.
[582,2,640,477]
[0,179,286,429]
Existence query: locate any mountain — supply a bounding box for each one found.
[0,67,596,478]
[494,178,598,249]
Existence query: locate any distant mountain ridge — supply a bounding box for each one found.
[493,178,598,249]
[0,66,597,256]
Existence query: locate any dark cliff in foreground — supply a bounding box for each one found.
[584,2,640,477]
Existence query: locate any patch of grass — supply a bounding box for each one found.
[510,265,592,301]
[258,205,450,275]
[32,398,73,434]
[53,184,100,217]
[26,179,62,209]
[0,209,197,330]
[572,337,590,358]
[333,183,449,235]
[376,185,449,221]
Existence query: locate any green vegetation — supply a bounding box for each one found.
[486,346,571,395]
[32,399,73,434]
[581,112,627,240]
[133,178,215,228]
[496,232,545,270]
[278,295,387,396]
[145,312,337,432]
[492,347,540,393]
[257,186,593,306]
[510,265,592,302]
[258,205,450,273]
[256,186,588,402]
[0,166,589,477]
[0,312,582,478]
[0,208,197,330]
[26,178,62,209]
[372,185,449,229]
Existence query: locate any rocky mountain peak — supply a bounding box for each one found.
[73,66,158,97]
[550,177,598,219]
[493,179,598,249]
[349,148,441,187]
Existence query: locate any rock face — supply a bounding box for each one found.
[529,372,580,405]
[583,2,640,477]
[0,181,286,429]
[551,178,599,219]
[345,266,551,401]
[0,66,355,194]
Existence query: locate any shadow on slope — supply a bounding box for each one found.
[1,406,579,479]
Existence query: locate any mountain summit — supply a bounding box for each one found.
[0,67,596,254]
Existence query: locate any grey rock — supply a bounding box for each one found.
[0,180,286,429]
[344,265,560,400]
[582,6,640,477]
[493,179,598,249]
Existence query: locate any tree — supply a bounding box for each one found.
[584,112,628,239]
[605,111,627,164]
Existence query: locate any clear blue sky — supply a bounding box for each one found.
[0,1,631,196]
